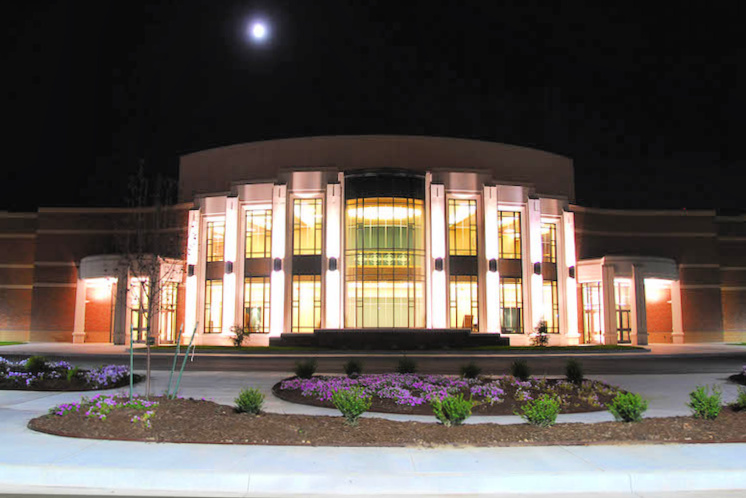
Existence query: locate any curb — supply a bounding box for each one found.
[2,461,746,496]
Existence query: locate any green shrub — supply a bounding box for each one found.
[294,359,317,379]
[331,386,371,425]
[65,366,80,382]
[731,386,746,411]
[688,385,722,420]
[25,355,48,374]
[343,359,363,378]
[396,356,417,374]
[430,393,476,426]
[510,359,530,381]
[235,387,265,414]
[608,392,648,422]
[517,394,560,427]
[460,361,482,379]
[565,359,584,385]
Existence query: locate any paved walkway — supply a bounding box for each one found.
[1,369,745,496]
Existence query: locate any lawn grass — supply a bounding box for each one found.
[0,342,25,346]
[728,342,746,346]
[464,344,647,352]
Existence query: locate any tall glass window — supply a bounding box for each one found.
[448,199,477,256]
[542,223,557,263]
[292,275,321,333]
[293,199,323,255]
[498,211,521,259]
[244,277,270,333]
[245,209,272,258]
[159,282,178,343]
[500,277,523,333]
[345,197,426,328]
[615,280,631,343]
[204,279,223,333]
[129,278,149,343]
[449,275,478,329]
[542,280,559,333]
[205,220,225,262]
[582,282,602,344]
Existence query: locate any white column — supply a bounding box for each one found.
[671,280,684,344]
[72,279,87,344]
[222,196,238,333]
[184,209,200,341]
[483,186,500,333]
[601,262,618,345]
[325,183,342,329]
[630,264,648,346]
[562,210,579,344]
[270,185,287,336]
[430,183,447,328]
[527,198,544,333]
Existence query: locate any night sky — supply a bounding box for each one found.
[3,1,744,212]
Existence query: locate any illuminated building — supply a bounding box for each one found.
[1,136,744,345]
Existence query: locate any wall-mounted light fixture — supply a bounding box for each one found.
[488,258,497,273]
[329,257,338,272]
[533,262,542,275]
[568,265,575,279]
[434,257,444,272]
[273,258,282,272]
[224,261,233,274]
[187,264,195,277]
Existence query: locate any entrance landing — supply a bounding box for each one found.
[270,328,510,349]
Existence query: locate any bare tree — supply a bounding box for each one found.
[118,162,186,398]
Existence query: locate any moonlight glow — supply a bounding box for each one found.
[250,22,267,41]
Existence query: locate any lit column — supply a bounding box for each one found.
[528,198,544,332]
[601,261,618,345]
[270,185,287,336]
[483,186,500,333]
[671,280,684,344]
[184,209,200,341]
[629,264,648,345]
[222,196,238,333]
[325,183,342,328]
[430,183,447,328]
[72,279,87,344]
[563,210,579,344]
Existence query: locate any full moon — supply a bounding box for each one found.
[250,22,267,40]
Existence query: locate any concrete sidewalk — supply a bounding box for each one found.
[0,370,745,496]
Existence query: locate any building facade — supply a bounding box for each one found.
[1,136,744,346]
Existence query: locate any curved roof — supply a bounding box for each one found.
[178,135,574,202]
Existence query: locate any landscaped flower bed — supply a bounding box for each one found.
[28,396,746,446]
[0,356,138,391]
[273,374,623,415]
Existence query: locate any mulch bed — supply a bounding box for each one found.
[28,397,746,447]
[272,377,618,415]
[0,375,142,392]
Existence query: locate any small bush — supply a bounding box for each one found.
[510,359,531,381]
[25,356,48,374]
[65,366,80,382]
[230,325,248,348]
[331,386,371,425]
[530,320,549,347]
[431,393,476,426]
[460,361,482,379]
[343,359,363,378]
[396,356,417,374]
[517,394,560,427]
[608,392,648,422]
[565,359,584,385]
[688,385,722,420]
[294,359,317,379]
[235,387,265,414]
[731,386,746,411]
